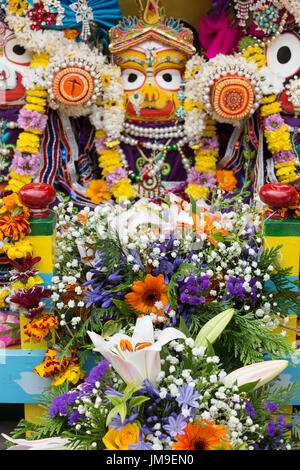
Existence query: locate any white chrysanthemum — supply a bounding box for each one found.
[256,67,285,96]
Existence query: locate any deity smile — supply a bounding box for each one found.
[0,71,26,104]
[126,98,174,119]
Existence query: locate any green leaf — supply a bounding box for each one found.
[123,381,138,402]
[118,403,128,423]
[179,317,191,338]
[102,320,121,339]
[106,407,120,426]
[238,380,261,394]
[106,395,123,407]
[129,396,150,409]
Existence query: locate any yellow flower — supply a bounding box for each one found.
[98,149,123,174]
[216,170,238,192]
[186,183,210,201]
[16,131,40,154]
[276,163,298,183]
[6,170,32,193]
[242,46,266,69]
[26,95,47,107]
[86,179,111,204]
[95,129,106,140]
[25,103,46,114]
[2,240,33,260]
[12,275,43,291]
[30,53,50,70]
[261,102,282,117]
[51,363,85,386]
[0,289,11,308]
[195,153,217,173]
[184,100,202,113]
[27,87,48,98]
[261,94,277,105]
[0,192,30,217]
[103,423,140,450]
[110,179,136,203]
[265,126,292,153]
[8,0,28,15]
[101,74,111,87]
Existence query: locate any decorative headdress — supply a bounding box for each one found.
[109,0,196,57]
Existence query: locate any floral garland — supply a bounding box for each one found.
[241,44,298,185]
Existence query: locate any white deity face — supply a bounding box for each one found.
[0,21,33,106]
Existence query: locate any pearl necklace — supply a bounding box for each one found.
[124,121,185,139]
[120,132,188,151]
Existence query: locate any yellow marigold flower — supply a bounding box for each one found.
[2,240,33,260]
[261,102,282,117]
[216,170,238,192]
[23,314,58,342]
[8,0,28,15]
[64,28,80,40]
[0,192,30,217]
[98,150,122,172]
[276,164,298,183]
[243,46,266,69]
[86,179,111,204]
[95,129,106,140]
[0,289,11,308]
[51,363,85,386]
[27,88,48,98]
[265,126,292,153]
[195,154,217,173]
[186,183,210,201]
[30,53,50,70]
[16,131,40,154]
[261,94,277,105]
[110,179,136,203]
[103,423,140,450]
[25,103,46,114]
[26,95,47,107]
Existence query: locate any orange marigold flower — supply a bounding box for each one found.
[0,214,31,241]
[172,420,231,451]
[64,28,80,39]
[33,347,79,378]
[86,179,111,204]
[125,274,168,316]
[216,170,238,192]
[23,314,58,342]
[0,192,30,218]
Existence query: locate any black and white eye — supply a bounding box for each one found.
[4,36,32,65]
[266,32,300,79]
[155,69,182,90]
[121,69,146,90]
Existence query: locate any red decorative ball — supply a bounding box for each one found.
[19,183,56,218]
[259,183,298,219]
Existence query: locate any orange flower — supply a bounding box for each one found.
[34,347,79,378]
[23,314,58,342]
[64,28,80,39]
[216,170,238,192]
[125,274,168,316]
[0,192,30,218]
[172,420,231,451]
[0,214,31,241]
[86,179,111,204]
[191,212,229,247]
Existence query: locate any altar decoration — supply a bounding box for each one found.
[197,0,300,206]
[1,0,123,205]
[6,315,300,450]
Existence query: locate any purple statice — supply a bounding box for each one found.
[266,420,276,437]
[128,432,153,450]
[276,415,286,430]
[80,360,109,394]
[49,393,69,418]
[68,410,84,426]
[227,276,245,301]
[109,413,139,431]
[163,413,188,437]
[176,384,201,410]
[245,401,257,419]
[179,276,208,306]
[264,402,279,413]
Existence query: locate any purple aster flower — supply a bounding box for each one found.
[266,420,276,437]
[264,113,284,132]
[264,402,279,413]
[245,401,257,419]
[128,432,153,450]
[94,136,107,152]
[163,413,188,437]
[273,150,294,165]
[110,413,139,430]
[176,384,201,410]
[17,108,48,131]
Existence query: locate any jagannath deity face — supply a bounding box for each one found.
[0,21,33,106]
[265,29,300,114]
[116,40,187,122]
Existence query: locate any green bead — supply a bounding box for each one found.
[135,175,142,182]
[129,172,136,181]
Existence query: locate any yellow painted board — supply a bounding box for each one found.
[272,315,297,349]
[264,236,300,277]
[25,235,56,274]
[24,404,47,437]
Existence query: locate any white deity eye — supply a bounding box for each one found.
[266,32,300,79]
[4,35,32,65]
[155,69,182,90]
[121,69,146,90]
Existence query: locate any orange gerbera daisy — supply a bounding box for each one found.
[216,170,238,192]
[172,420,231,451]
[125,274,168,316]
[0,214,31,241]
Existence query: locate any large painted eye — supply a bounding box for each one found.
[4,36,32,65]
[266,33,300,79]
[121,69,146,90]
[155,69,182,90]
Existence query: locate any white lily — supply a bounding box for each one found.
[2,434,70,450]
[224,360,289,390]
[88,316,186,386]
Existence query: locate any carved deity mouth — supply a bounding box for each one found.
[126,99,175,119]
[0,71,26,104]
